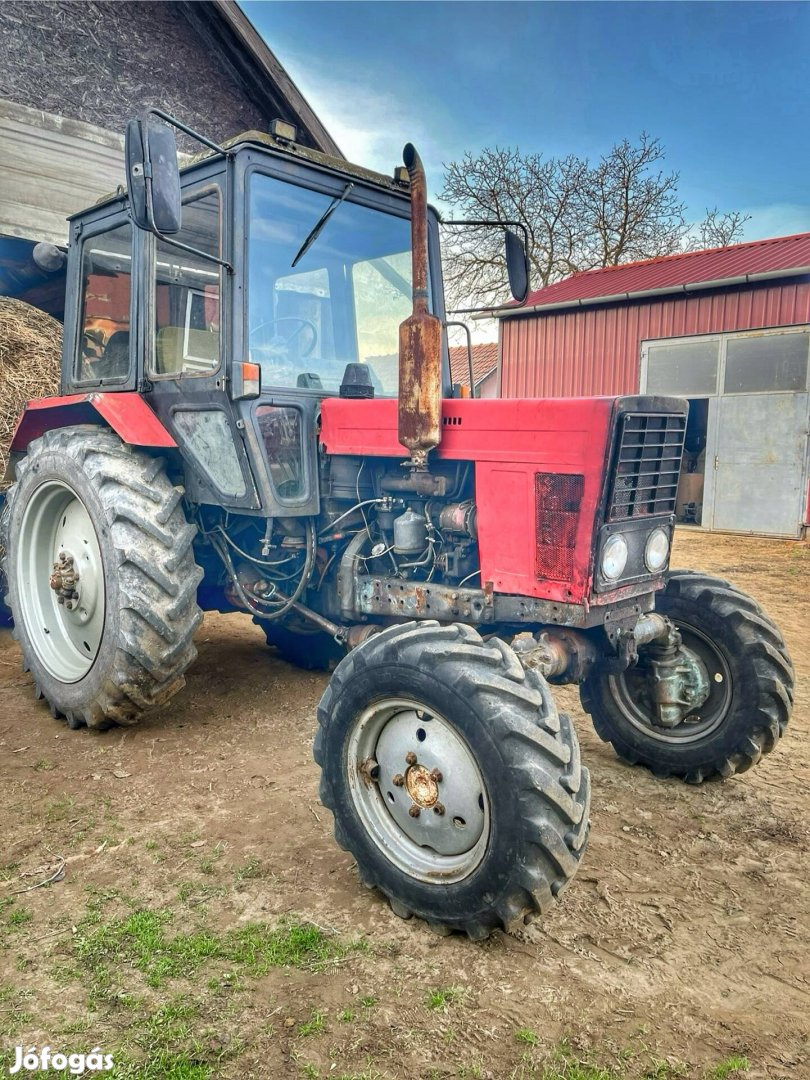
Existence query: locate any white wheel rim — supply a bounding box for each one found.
[16,479,105,682]
[347,697,490,884]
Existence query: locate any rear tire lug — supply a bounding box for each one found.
[405,751,417,765]
[408,804,421,818]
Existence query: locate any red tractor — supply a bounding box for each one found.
[2,114,793,938]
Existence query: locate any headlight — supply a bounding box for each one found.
[644,527,670,572]
[601,533,628,581]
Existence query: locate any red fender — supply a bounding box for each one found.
[9,392,177,460]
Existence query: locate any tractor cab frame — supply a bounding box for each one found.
[56,129,450,521]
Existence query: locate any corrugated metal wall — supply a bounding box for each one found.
[499,279,810,398]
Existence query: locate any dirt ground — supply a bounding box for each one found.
[0,530,808,1080]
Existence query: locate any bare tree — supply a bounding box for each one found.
[440,134,749,310]
[692,207,752,249]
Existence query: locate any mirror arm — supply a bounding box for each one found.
[142,107,228,158]
[146,228,234,274]
[141,109,234,273]
[440,218,530,252]
[441,217,531,313]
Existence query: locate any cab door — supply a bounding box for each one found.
[145,179,258,510]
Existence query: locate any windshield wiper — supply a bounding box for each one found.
[291,182,354,268]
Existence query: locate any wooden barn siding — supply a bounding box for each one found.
[0,101,127,246]
[0,1,266,151]
[499,279,810,398]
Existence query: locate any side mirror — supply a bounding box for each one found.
[125,117,182,235]
[505,228,529,304]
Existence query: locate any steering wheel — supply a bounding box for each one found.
[250,317,318,359]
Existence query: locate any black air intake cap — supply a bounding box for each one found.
[339,362,375,399]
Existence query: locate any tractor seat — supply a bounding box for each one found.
[93,330,130,381]
[156,326,219,374]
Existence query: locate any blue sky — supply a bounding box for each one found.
[241,1,809,242]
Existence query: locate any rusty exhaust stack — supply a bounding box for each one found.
[398,143,442,470]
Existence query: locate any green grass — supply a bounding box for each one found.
[108,1051,213,1079]
[234,856,264,886]
[72,907,362,990]
[7,908,32,928]
[297,1010,326,1037]
[359,995,377,1008]
[515,1028,539,1046]
[425,985,464,1011]
[707,1058,749,1079]
[338,1008,355,1023]
[0,985,34,1039]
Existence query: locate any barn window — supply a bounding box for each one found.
[645,338,720,396]
[724,329,809,394]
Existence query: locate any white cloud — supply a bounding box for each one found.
[280,51,452,200]
[741,203,810,241]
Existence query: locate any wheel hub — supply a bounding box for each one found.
[346,699,490,883]
[405,763,439,808]
[49,550,81,609]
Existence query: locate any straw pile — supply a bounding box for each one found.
[0,297,62,485]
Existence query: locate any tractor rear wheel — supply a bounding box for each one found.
[314,621,590,939]
[580,571,793,783]
[1,426,203,729]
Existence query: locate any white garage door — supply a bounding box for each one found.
[713,392,808,536]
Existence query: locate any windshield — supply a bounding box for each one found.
[247,173,414,395]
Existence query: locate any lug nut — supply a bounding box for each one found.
[57,595,65,606]
[429,768,443,782]
[433,802,445,816]
[392,774,405,787]
[405,751,417,765]
[408,805,421,818]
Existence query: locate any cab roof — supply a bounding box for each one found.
[86,128,411,218]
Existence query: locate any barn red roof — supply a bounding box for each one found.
[497,231,810,317]
[449,342,499,385]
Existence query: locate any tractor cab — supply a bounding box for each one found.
[60,121,451,518]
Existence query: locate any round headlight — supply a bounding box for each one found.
[601,533,628,581]
[644,527,670,572]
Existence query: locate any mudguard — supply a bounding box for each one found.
[8,392,176,475]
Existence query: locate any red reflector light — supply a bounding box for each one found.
[535,472,584,582]
[240,361,260,398]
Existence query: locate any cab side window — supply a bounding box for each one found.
[153,188,222,377]
[75,222,132,384]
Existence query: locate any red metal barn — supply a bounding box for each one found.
[496,233,810,538]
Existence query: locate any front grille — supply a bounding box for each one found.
[535,472,584,581]
[607,413,685,521]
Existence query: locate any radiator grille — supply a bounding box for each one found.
[535,472,584,581]
[608,413,686,521]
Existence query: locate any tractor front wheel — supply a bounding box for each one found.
[314,621,590,939]
[1,427,203,729]
[580,571,793,783]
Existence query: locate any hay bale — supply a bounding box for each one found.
[0,297,62,484]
